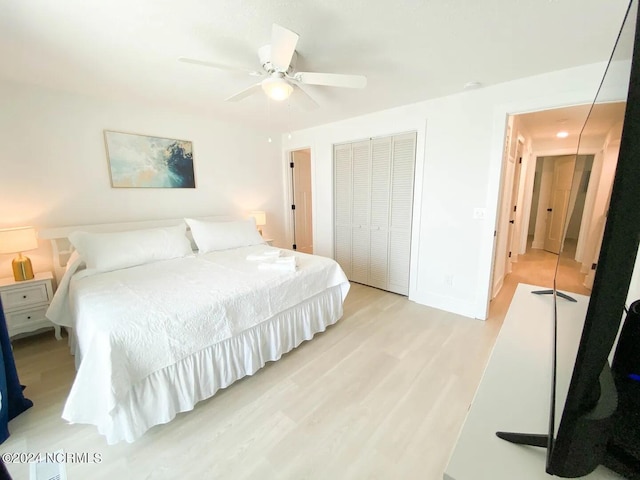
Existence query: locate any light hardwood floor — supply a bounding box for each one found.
[0,247,587,480]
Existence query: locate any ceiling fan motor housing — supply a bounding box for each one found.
[258,44,297,74]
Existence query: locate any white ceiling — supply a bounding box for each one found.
[0,0,634,132]
[517,102,627,143]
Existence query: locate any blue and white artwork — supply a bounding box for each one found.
[104,131,195,188]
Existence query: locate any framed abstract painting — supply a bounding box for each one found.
[104,131,196,188]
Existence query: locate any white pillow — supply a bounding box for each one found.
[64,250,83,273]
[69,224,193,272]
[185,217,264,253]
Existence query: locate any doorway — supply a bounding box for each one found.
[543,155,577,254]
[490,102,625,303]
[290,148,313,254]
[529,155,594,256]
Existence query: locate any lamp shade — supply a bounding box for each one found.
[0,227,38,254]
[250,211,267,227]
[261,77,293,101]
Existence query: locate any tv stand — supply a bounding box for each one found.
[443,284,620,480]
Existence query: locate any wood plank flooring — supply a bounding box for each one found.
[0,246,587,480]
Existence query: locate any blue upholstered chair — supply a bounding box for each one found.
[0,297,33,444]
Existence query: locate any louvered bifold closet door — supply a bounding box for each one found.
[388,132,417,295]
[334,143,353,278]
[350,140,371,284]
[334,132,416,294]
[369,137,392,290]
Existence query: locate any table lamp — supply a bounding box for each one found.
[0,226,38,281]
[250,211,266,236]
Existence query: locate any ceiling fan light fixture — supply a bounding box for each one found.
[262,77,293,101]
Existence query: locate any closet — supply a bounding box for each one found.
[334,132,416,295]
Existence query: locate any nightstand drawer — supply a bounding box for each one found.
[0,283,50,309]
[5,306,50,333]
[0,272,60,340]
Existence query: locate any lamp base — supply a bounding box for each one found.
[12,254,34,281]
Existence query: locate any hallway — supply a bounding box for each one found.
[489,236,591,322]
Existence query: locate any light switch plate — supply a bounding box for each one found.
[473,208,486,219]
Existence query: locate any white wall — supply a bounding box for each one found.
[282,60,631,320]
[0,80,285,277]
[577,123,623,272]
[582,137,621,285]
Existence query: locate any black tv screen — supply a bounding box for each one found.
[550,0,640,476]
[498,1,640,477]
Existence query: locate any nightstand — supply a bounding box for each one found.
[0,272,61,340]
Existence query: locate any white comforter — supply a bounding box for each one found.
[47,245,349,423]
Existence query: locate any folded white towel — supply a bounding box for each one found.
[274,256,296,265]
[257,256,297,272]
[246,249,283,261]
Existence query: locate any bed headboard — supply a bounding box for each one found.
[38,215,238,285]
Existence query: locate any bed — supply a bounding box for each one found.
[40,216,350,444]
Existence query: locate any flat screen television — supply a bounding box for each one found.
[497,0,640,477]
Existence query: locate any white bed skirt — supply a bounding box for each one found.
[63,284,346,444]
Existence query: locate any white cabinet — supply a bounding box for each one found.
[334,132,416,295]
[0,271,61,340]
[444,284,618,480]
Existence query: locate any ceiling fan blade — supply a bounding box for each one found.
[178,57,262,76]
[291,84,319,111]
[295,72,367,89]
[225,83,263,102]
[270,24,299,71]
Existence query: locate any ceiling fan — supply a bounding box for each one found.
[179,23,367,109]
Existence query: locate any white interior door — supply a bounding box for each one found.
[333,132,416,295]
[491,122,516,299]
[505,140,524,273]
[334,144,352,277]
[351,140,371,284]
[388,133,416,295]
[369,137,392,290]
[291,149,313,254]
[544,155,576,254]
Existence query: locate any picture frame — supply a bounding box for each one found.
[104,130,195,188]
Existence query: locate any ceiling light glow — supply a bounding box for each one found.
[262,77,293,101]
[556,131,569,138]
